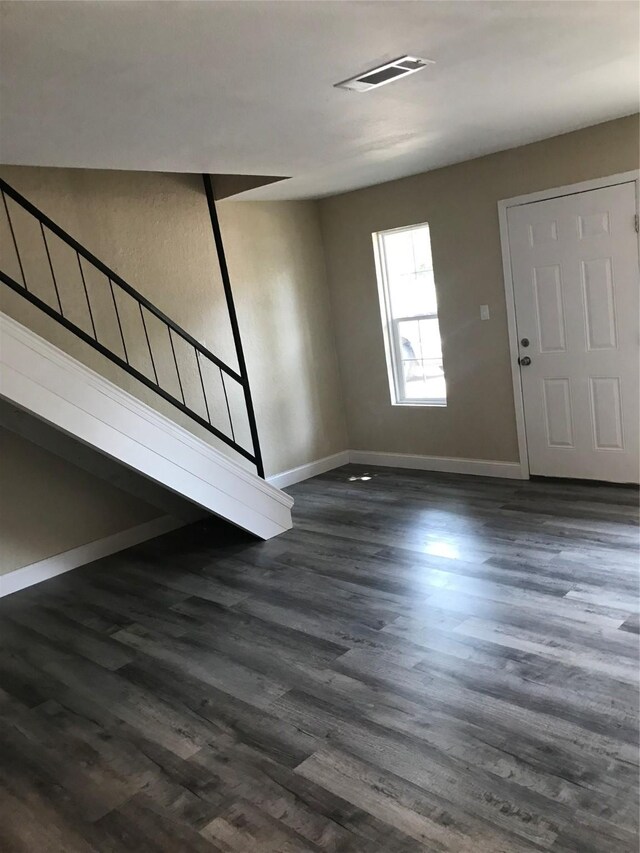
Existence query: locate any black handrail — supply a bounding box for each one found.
[0,176,265,477]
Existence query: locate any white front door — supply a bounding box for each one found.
[507,181,639,483]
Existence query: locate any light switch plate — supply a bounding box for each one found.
[480,304,490,321]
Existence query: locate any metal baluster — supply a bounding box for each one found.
[40,224,63,315]
[168,326,185,405]
[2,190,28,290]
[139,303,159,385]
[108,278,129,364]
[220,368,235,442]
[202,173,264,477]
[76,253,98,340]
[195,348,211,424]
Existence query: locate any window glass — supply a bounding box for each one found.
[374,223,446,406]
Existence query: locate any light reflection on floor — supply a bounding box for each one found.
[422,541,461,559]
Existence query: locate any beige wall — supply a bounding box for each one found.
[219,201,347,475]
[0,427,161,574]
[0,166,347,476]
[319,115,640,462]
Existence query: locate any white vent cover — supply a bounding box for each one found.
[334,56,433,92]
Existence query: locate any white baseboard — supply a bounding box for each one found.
[349,450,526,480]
[0,515,184,598]
[268,451,351,489]
[268,448,525,489]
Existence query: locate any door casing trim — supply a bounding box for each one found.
[497,170,640,480]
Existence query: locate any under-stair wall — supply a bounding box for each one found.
[0,425,172,583]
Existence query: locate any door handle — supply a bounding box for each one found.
[518,356,531,366]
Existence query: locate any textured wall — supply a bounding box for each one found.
[319,115,639,462]
[218,201,347,475]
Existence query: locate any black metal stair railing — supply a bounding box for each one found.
[0,175,265,477]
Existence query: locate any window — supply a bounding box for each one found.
[373,222,446,406]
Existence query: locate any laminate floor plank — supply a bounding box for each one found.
[270,679,635,829]
[0,464,637,851]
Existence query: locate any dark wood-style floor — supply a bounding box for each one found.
[0,465,638,853]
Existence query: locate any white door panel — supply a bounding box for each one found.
[507,182,639,482]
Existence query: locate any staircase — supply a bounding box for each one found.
[0,176,293,541]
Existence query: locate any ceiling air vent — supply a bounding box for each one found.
[334,56,433,93]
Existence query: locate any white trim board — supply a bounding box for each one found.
[0,313,293,540]
[0,515,183,598]
[497,170,640,479]
[267,451,350,489]
[349,450,524,479]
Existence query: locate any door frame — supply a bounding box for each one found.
[497,170,640,480]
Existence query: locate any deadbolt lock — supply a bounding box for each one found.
[520,337,530,347]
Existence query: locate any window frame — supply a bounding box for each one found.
[373,222,447,408]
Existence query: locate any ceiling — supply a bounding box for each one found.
[0,1,638,200]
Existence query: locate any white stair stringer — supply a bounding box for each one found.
[0,313,293,539]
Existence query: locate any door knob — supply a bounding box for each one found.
[518,356,531,366]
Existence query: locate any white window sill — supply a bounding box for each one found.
[392,399,447,408]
